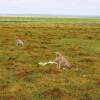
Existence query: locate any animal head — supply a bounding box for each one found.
[16,36,20,40]
[55,52,62,57]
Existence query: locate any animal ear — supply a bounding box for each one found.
[16,36,19,39]
[56,52,62,56]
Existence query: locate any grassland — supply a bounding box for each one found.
[0,17,100,24]
[0,17,100,100]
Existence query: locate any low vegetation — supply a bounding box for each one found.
[0,17,100,100]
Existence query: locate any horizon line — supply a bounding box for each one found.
[0,14,100,18]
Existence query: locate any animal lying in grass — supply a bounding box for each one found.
[39,61,57,66]
[39,52,71,69]
[16,37,24,46]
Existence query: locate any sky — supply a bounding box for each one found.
[0,0,100,16]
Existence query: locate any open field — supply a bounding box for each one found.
[0,17,100,100]
[0,17,100,24]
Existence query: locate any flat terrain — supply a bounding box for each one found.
[0,17,100,100]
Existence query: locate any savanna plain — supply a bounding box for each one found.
[0,17,100,100]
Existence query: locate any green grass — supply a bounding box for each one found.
[0,17,100,24]
[0,17,100,100]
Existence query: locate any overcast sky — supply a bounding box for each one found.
[0,0,100,16]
